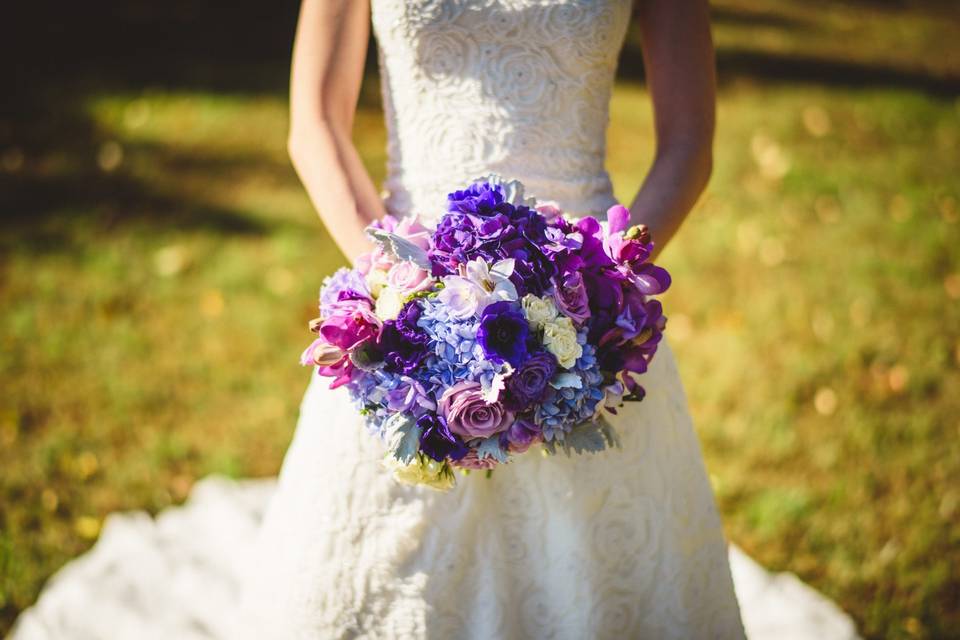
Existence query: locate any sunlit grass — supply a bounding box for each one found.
[3,1,960,637]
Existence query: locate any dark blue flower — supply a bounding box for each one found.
[418,414,468,462]
[476,301,530,367]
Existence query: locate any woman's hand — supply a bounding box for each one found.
[288,0,385,264]
[630,0,716,258]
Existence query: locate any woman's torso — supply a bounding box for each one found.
[371,0,634,221]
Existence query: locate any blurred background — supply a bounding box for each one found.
[2,0,959,637]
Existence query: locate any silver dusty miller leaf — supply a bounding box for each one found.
[383,413,422,465]
[365,228,431,270]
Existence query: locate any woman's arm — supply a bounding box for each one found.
[629,0,716,257]
[288,0,385,263]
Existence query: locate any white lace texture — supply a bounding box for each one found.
[240,2,747,638]
[373,0,631,221]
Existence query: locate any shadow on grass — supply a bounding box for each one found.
[0,90,272,253]
[2,0,958,245]
[617,48,960,98]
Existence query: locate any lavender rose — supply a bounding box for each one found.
[439,381,515,439]
[552,272,591,325]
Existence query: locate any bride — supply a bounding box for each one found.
[241,0,746,637]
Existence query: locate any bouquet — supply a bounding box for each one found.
[301,176,671,489]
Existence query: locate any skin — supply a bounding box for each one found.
[287,0,716,263]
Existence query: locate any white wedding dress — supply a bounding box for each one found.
[240,1,746,638]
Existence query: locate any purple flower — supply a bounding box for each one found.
[504,418,542,453]
[417,414,469,462]
[319,306,381,352]
[552,272,591,325]
[496,236,555,296]
[597,293,666,374]
[504,351,557,411]
[439,381,515,439]
[377,301,429,374]
[447,181,512,217]
[386,376,436,415]
[630,263,672,296]
[320,268,371,316]
[430,181,558,294]
[476,213,512,240]
[396,301,427,341]
[429,213,483,275]
[574,217,615,271]
[605,233,651,267]
[607,204,631,235]
[317,356,355,390]
[584,269,625,342]
[476,301,530,367]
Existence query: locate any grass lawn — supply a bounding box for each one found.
[2,1,959,637]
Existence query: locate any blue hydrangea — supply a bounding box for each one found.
[416,297,503,393]
[345,367,405,437]
[534,332,605,441]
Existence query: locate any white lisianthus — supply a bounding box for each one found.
[542,316,582,369]
[521,293,559,328]
[465,258,518,303]
[437,276,486,319]
[375,287,406,320]
[365,268,389,297]
[383,455,456,491]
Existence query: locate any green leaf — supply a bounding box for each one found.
[383,414,422,465]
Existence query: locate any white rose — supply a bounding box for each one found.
[375,287,405,321]
[521,294,558,328]
[542,316,582,369]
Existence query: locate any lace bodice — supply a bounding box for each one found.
[371,0,633,222]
